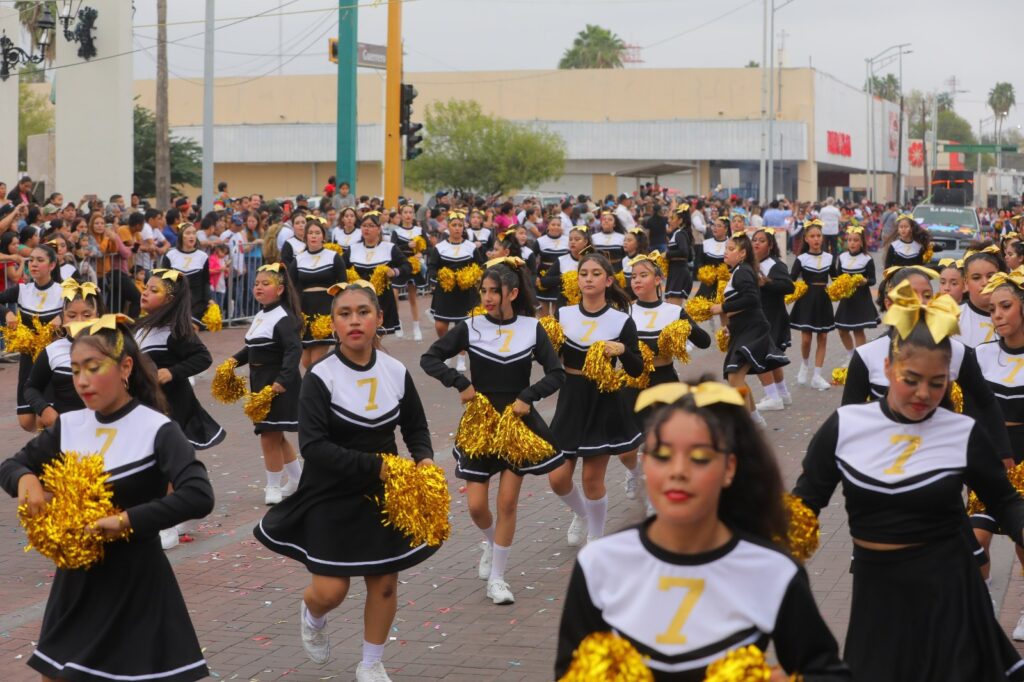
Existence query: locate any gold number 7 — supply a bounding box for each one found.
[357,378,379,411]
[884,434,922,475]
[95,428,118,459]
[655,576,705,645]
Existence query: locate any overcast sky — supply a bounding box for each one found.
[121,0,1021,134]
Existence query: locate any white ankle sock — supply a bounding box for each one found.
[283,459,302,482]
[764,383,779,400]
[584,495,608,540]
[304,604,326,630]
[361,640,385,666]
[812,367,823,379]
[777,379,790,394]
[489,544,510,581]
[481,523,495,545]
[558,487,588,517]
[800,360,810,371]
[412,321,421,331]
[266,469,282,488]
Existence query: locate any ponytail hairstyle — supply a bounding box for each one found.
[729,233,757,270]
[262,223,284,264]
[69,315,169,415]
[60,279,106,319]
[327,280,384,351]
[256,263,304,334]
[33,243,59,281]
[884,287,955,368]
[137,269,198,341]
[492,229,523,259]
[752,228,782,260]
[578,252,631,312]
[674,203,693,230]
[963,241,1007,275]
[480,259,537,318]
[624,228,649,257]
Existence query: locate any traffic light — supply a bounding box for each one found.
[329,38,338,64]
[400,83,424,160]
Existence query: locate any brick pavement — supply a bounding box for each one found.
[0,303,1020,681]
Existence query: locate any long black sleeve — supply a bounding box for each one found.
[967,424,1024,546]
[958,348,1012,460]
[883,244,895,269]
[24,351,55,416]
[841,351,872,405]
[398,372,434,463]
[200,258,211,305]
[617,317,644,377]
[157,254,170,269]
[681,308,711,349]
[231,345,250,367]
[167,333,213,382]
[389,244,411,280]
[863,257,877,287]
[0,422,62,496]
[280,241,295,267]
[519,323,565,403]
[425,247,441,283]
[763,261,795,295]
[555,561,611,680]
[298,371,384,483]
[0,284,20,305]
[272,316,302,387]
[790,257,804,282]
[721,265,760,314]
[666,228,691,261]
[792,411,842,516]
[539,258,563,293]
[420,322,472,392]
[331,251,348,284]
[772,568,851,681]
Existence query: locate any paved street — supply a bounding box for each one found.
[0,305,1021,681]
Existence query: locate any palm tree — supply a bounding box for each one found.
[558,25,626,69]
[988,82,1017,143]
[13,1,57,63]
[155,0,171,209]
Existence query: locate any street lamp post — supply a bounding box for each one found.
[765,0,794,202]
[865,43,910,203]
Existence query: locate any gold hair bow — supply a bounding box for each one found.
[716,216,730,224]
[882,265,938,282]
[362,210,382,219]
[634,382,746,412]
[628,251,664,267]
[448,211,466,221]
[600,210,615,217]
[45,239,60,248]
[883,281,960,342]
[896,213,915,223]
[964,245,1001,259]
[937,257,964,270]
[150,268,182,282]
[760,227,776,236]
[571,225,589,233]
[628,227,645,236]
[675,203,690,213]
[1005,232,1020,240]
[499,229,517,242]
[846,225,865,235]
[982,267,1024,294]
[484,256,525,270]
[804,218,824,228]
[60,278,99,301]
[258,263,283,273]
[327,280,374,295]
[65,313,134,339]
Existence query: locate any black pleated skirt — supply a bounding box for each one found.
[430,286,480,323]
[249,363,299,434]
[664,261,692,298]
[845,536,1024,682]
[300,290,336,347]
[789,284,835,332]
[166,376,225,450]
[550,374,642,458]
[834,285,880,330]
[970,425,1024,534]
[28,537,208,682]
[621,364,679,435]
[16,352,34,415]
[724,319,790,376]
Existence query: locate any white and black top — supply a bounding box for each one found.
[955,301,998,349]
[330,226,363,253]
[426,239,481,283]
[0,279,63,325]
[232,302,302,432]
[757,257,795,348]
[158,248,211,323]
[557,304,643,375]
[556,521,849,681]
[884,239,925,268]
[59,262,81,283]
[975,340,1024,423]
[630,301,711,355]
[288,247,348,344]
[592,231,626,272]
[390,225,423,258]
[24,337,81,416]
[833,251,875,282]
[791,252,834,286]
[347,241,409,333]
[280,236,307,266]
[536,233,570,271]
[468,227,492,248]
[699,237,728,266]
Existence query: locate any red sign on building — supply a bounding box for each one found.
[827,131,852,157]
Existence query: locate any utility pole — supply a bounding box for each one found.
[921,99,929,201]
[336,2,358,195]
[155,0,169,209]
[201,0,214,214]
[895,49,905,205]
[383,0,402,209]
[758,0,768,203]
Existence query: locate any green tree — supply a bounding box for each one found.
[865,73,900,102]
[133,104,202,198]
[18,79,54,170]
[405,100,566,196]
[745,60,760,68]
[988,81,1016,141]
[14,1,57,63]
[558,24,626,69]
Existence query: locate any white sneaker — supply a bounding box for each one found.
[160,527,179,550]
[624,472,640,500]
[487,578,515,605]
[796,365,810,385]
[750,410,767,426]
[395,325,405,339]
[299,602,330,664]
[810,375,831,391]
[413,325,423,342]
[1013,614,1024,641]
[456,355,467,372]
[264,485,283,505]
[478,541,492,580]
[567,513,588,547]
[281,476,299,498]
[355,661,392,682]
[779,389,793,406]
[755,396,785,412]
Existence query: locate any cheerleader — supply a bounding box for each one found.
[693,217,729,301]
[231,263,303,505]
[467,208,492,249]
[539,226,591,309]
[750,228,795,412]
[938,257,965,303]
[955,244,1006,348]
[664,204,694,305]
[289,219,348,369]
[883,213,931,268]
[0,243,63,432]
[47,236,81,282]
[534,217,569,316]
[427,212,485,367]
[330,206,362,257]
[592,211,627,272]
[253,281,440,682]
[280,213,307,267]
[421,258,564,604]
[23,279,103,428]
[709,234,790,423]
[621,228,648,295]
[488,228,536,274]
[789,221,835,391]
[390,204,425,340]
[832,225,879,357]
[157,223,212,328]
[1006,240,1024,271]
[557,382,850,682]
[348,212,410,335]
[0,315,214,682]
[793,290,1024,682]
[548,253,644,545]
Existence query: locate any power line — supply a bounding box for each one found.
[643,0,760,49]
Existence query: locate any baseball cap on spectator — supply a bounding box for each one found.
[435,190,449,198]
[42,205,58,215]
[231,214,244,226]
[296,194,309,203]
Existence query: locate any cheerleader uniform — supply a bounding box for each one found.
[789,252,835,333]
[832,251,879,330]
[329,226,362,260]
[539,253,580,309]
[758,256,794,350]
[556,521,849,681]
[347,241,410,334]
[59,261,81,282]
[884,238,925,268]
[427,239,484,323]
[956,300,998,348]
[0,400,214,682]
[664,227,693,299]
[630,300,711,386]
[288,247,347,348]
[793,401,1024,682]
[390,225,428,290]
[279,236,306,267]
[469,227,493,250]
[420,313,566,480]
[592,231,626,272]
[0,279,63,415]
[694,237,727,300]
[550,304,644,457]
[159,248,212,326]
[232,302,302,434]
[253,348,439,576]
[721,263,790,376]
[136,326,225,450]
[23,336,82,418]
[535,233,570,304]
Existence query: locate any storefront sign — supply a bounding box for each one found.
[888,112,899,158]
[827,131,852,157]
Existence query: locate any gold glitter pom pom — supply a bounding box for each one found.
[410,235,427,254]
[781,493,820,563]
[697,265,718,287]
[950,380,963,413]
[703,645,771,682]
[244,385,276,423]
[716,327,730,352]
[685,296,715,323]
[559,632,653,682]
[619,343,655,389]
[4,317,57,360]
[468,305,487,317]
[922,244,934,263]
[658,319,692,364]
[370,264,392,296]
[831,367,847,386]
[457,262,483,290]
[716,263,731,282]
[654,252,669,276]
[562,271,581,305]
[309,314,335,340]
[967,490,985,516]
[378,454,451,547]
[323,242,344,255]
[409,255,422,276]
[454,393,501,458]
[615,271,627,290]
[539,316,565,352]
[211,358,247,403]
[582,342,622,392]
[201,301,223,332]
[968,461,1024,517]
[826,274,866,301]
[19,451,130,570]
[495,405,556,467]
[715,279,728,303]
[437,267,457,292]
[785,280,808,305]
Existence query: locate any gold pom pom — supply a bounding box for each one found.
[715,279,728,304]
[697,265,718,287]
[378,454,451,547]
[685,296,715,323]
[468,305,487,317]
[323,242,344,255]
[410,235,427,254]
[922,244,934,263]
[201,301,223,332]
[826,273,866,301]
[658,319,692,364]
[831,367,847,386]
[1,320,36,356]
[370,264,392,295]
[539,316,565,352]
[615,271,627,290]
[582,342,622,392]
[559,632,653,682]
[562,271,581,305]
[244,385,276,423]
[211,358,247,403]
[618,343,655,389]
[437,267,457,292]
[716,263,731,282]
[409,255,422,275]
[782,493,820,563]
[950,380,963,413]
[703,645,771,682]
[654,253,669,277]
[716,327,730,352]
[19,451,131,570]
[968,461,1024,517]
[454,393,501,458]
[346,266,359,283]
[457,262,483,290]
[495,405,556,467]
[967,489,985,516]
[309,314,335,340]
[785,280,808,305]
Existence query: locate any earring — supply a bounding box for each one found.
[122,376,129,391]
